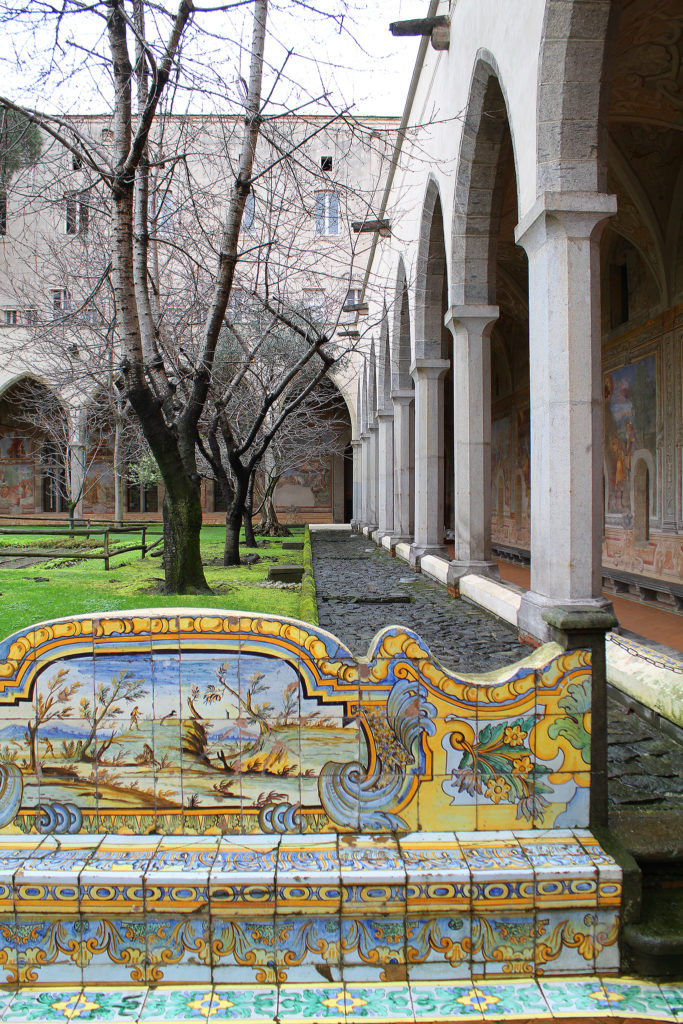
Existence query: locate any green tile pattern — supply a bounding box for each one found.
[0,978,678,1023]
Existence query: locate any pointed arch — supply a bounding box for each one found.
[451,53,517,306]
[414,176,449,357]
[392,257,413,391]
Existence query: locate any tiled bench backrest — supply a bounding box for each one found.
[0,610,593,836]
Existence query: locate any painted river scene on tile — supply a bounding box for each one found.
[0,649,361,830]
[0,612,593,835]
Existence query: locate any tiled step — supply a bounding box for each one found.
[0,976,679,1023]
[0,829,621,985]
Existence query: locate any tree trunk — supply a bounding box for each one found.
[224,467,250,565]
[113,417,123,526]
[243,470,257,547]
[163,478,209,591]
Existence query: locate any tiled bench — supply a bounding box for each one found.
[0,828,620,985]
[0,610,622,986]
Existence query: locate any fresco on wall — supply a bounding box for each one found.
[83,463,116,513]
[603,354,656,515]
[275,459,331,508]
[0,463,34,513]
[491,410,530,547]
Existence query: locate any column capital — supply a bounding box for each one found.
[444,305,499,334]
[515,191,617,254]
[376,409,394,422]
[391,388,414,405]
[360,431,370,442]
[368,421,379,434]
[351,439,362,449]
[409,357,450,382]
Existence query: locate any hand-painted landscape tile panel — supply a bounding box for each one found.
[0,611,592,835]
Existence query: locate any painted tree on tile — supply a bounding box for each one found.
[78,669,145,764]
[26,668,81,774]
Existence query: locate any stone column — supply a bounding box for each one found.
[409,357,450,566]
[350,439,362,527]
[376,409,394,540]
[392,389,414,543]
[360,432,370,526]
[444,305,500,590]
[367,422,379,530]
[514,192,616,642]
[69,409,88,523]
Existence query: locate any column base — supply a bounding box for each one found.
[409,543,449,569]
[447,560,500,592]
[518,590,616,646]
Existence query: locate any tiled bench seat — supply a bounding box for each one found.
[0,829,621,986]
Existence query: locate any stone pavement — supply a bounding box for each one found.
[311,531,683,819]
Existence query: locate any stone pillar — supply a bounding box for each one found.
[367,423,379,530]
[392,389,414,543]
[350,439,362,527]
[376,409,394,540]
[69,409,88,523]
[360,432,370,526]
[515,192,616,642]
[444,305,501,590]
[409,358,450,566]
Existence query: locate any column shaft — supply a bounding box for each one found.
[409,358,450,564]
[444,305,500,586]
[392,390,414,542]
[376,411,394,538]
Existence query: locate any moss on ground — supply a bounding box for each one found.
[0,524,306,640]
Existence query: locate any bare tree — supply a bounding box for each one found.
[0,0,392,587]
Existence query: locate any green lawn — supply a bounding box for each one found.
[0,524,306,641]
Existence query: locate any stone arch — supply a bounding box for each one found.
[377,313,392,413]
[451,53,517,306]
[392,258,413,390]
[536,0,616,194]
[414,176,449,357]
[0,373,72,517]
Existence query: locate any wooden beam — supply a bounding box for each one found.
[351,219,391,234]
[389,15,448,36]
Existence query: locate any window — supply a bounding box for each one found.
[23,308,38,326]
[65,193,89,235]
[243,192,255,234]
[0,193,6,235]
[609,263,629,329]
[52,288,71,317]
[226,287,247,321]
[342,287,361,322]
[320,155,333,172]
[155,189,175,236]
[315,191,339,236]
[101,127,113,142]
[127,482,158,514]
[4,310,18,326]
[303,288,325,312]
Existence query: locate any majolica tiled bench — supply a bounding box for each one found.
[0,610,622,985]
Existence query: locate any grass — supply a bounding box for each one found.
[0,524,306,641]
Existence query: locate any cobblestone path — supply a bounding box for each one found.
[311,530,683,814]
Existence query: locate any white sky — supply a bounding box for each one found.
[1,1,426,120]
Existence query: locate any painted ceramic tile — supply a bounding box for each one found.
[145,914,212,984]
[0,612,594,837]
[13,915,83,986]
[409,980,487,1019]
[658,982,683,1021]
[210,917,277,982]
